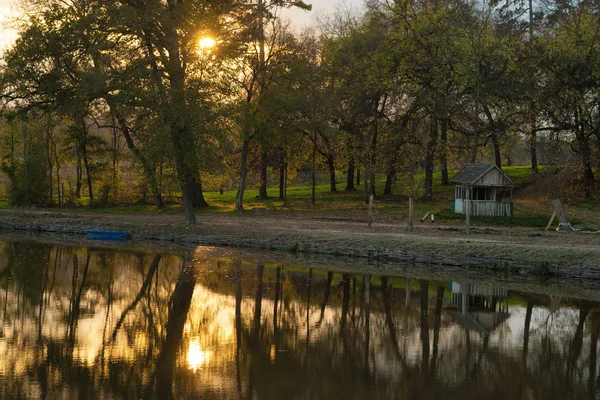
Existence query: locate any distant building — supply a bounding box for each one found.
[450,163,514,217]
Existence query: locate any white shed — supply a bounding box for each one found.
[450,163,514,217]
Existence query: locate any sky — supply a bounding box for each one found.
[279,0,364,28]
[0,0,365,52]
[0,0,19,51]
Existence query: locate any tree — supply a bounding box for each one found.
[1,0,259,220]
[232,4,311,212]
[321,6,395,201]
[0,114,51,205]
[540,2,600,198]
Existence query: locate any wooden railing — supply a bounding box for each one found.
[469,201,512,217]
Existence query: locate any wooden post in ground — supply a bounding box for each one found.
[545,210,557,231]
[408,196,414,232]
[554,199,568,224]
[465,186,471,235]
[368,194,374,230]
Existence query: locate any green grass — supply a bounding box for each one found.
[82,204,183,214]
[199,166,550,228]
[434,209,551,227]
[503,165,536,186]
[0,198,9,209]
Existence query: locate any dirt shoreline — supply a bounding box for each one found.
[2,209,600,277]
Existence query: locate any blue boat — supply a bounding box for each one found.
[86,231,130,242]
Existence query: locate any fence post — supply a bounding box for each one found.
[408,196,414,232]
[368,194,374,230]
[465,186,471,235]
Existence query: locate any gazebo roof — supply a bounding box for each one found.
[447,310,510,336]
[450,163,514,187]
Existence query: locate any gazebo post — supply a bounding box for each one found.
[465,185,471,235]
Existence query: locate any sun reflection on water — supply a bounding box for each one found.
[187,339,211,371]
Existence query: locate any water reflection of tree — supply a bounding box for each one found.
[0,242,185,399]
[1,242,600,399]
[151,257,196,400]
[190,264,598,399]
[110,254,162,341]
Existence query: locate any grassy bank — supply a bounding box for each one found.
[0,166,589,229]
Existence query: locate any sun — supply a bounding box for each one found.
[198,37,216,50]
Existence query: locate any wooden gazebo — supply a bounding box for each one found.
[450,163,514,217]
[448,282,510,336]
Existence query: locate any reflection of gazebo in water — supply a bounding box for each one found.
[447,282,510,336]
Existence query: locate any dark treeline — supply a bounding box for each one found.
[1,0,599,222]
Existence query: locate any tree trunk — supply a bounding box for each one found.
[312,133,316,205]
[577,128,594,198]
[370,149,377,199]
[279,156,285,200]
[346,158,355,191]
[368,110,380,199]
[110,106,164,208]
[356,167,361,186]
[75,144,82,199]
[284,159,288,205]
[327,156,337,192]
[174,154,197,223]
[440,119,449,185]
[492,131,502,169]
[364,164,369,204]
[165,89,199,220]
[148,172,164,209]
[408,196,414,232]
[189,177,208,208]
[236,138,250,212]
[53,141,62,207]
[22,121,32,204]
[383,169,395,195]
[163,25,198,223]
[258,149,268,199]
[80,119,94,208]
[470,132,479,163]
[46,114,54,206]
[424,118,437,201]
[530,122,538,173]
[582,149,594,199]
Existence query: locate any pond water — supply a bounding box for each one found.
[0,239,599,399]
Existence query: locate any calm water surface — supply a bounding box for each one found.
[0,239,599,399]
